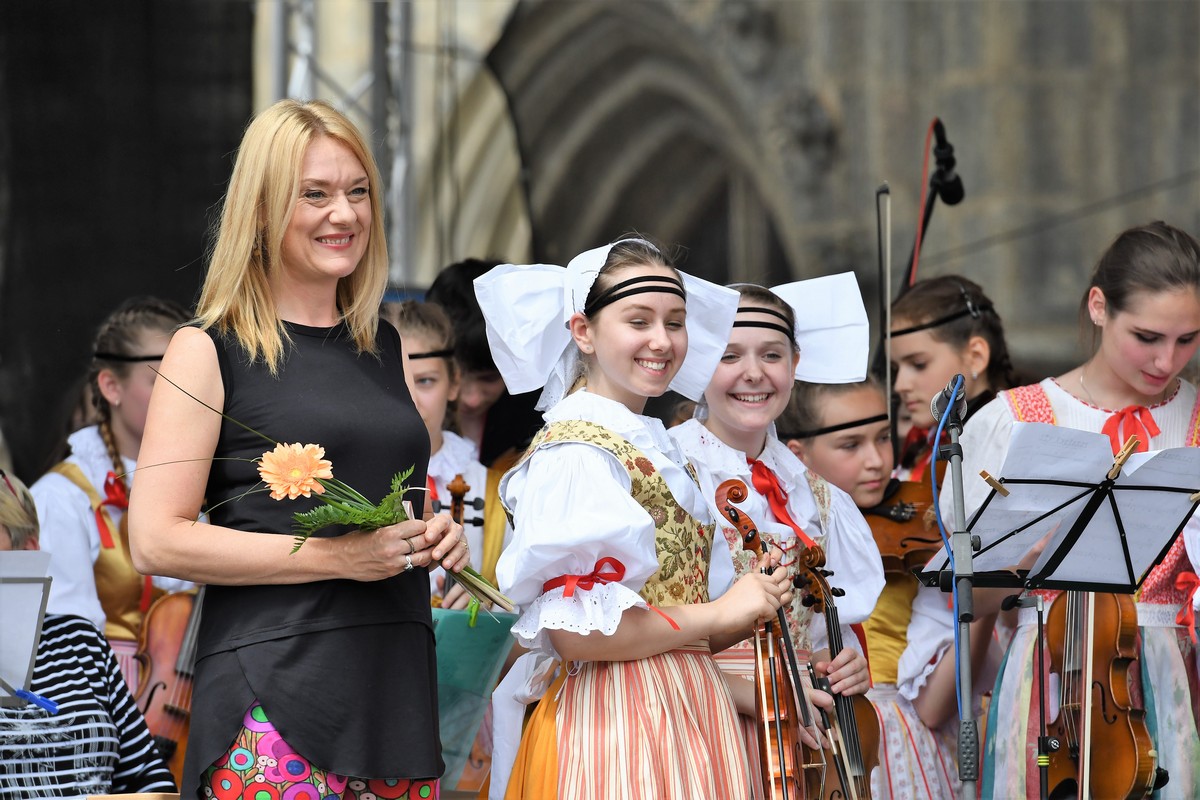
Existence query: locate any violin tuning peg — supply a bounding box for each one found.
[819,568,834,577]
[831,587,846,598]
[801,595,818,608]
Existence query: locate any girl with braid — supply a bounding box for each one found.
[32,295,195,692]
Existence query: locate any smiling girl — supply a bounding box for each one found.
[938,221,1200,797]
[670,278,883,794]
[475,239,793,799]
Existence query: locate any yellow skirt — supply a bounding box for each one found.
[506,644,752,800]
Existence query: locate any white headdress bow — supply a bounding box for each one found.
[771,271,870,383]
[473,241,739,411]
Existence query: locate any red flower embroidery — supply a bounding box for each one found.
[634,456,656,476]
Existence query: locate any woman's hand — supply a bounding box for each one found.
[440,579,479,611]
[341,515,465,581]
[814,646,871,696]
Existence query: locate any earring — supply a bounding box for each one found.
[970,370,978,381]
[580,344,593,354]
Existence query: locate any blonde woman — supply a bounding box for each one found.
[130,99,467,799]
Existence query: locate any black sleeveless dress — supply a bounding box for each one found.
[180,320,440,798]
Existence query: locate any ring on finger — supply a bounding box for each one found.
[406,537,417,555]
[404,554,414,572]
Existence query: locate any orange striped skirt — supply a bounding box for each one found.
[505,643,753,800]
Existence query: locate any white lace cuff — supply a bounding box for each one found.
[511,582,648,657]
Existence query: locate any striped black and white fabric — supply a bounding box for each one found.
[0,614,176,797]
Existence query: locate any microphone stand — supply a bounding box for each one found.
[936,394,979,799]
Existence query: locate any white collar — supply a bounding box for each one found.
[671,419,809,494]
[428,430,480,478]
[546,390,684,462]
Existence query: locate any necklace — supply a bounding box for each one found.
[1078,367,1099,406]
[1079,362,1171,409]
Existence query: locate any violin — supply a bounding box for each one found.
[1045,590,1158,799]
[861,470,943,578]
[135,586,204,786]
[793,545,880,800]
[716,478,827,800]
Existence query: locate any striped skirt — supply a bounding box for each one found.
[868,683,958,799]
[506,643,752,800]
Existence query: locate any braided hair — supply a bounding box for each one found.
[89,296,190,493]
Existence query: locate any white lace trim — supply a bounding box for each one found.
[511,582,648,657]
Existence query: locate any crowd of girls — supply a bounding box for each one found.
[9,94,1200,800]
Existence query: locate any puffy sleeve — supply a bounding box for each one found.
[31,472,106,631]
[808,484,882,656]
[895,583,955,701]
[938,396,1015,526]
[496,441,661,658]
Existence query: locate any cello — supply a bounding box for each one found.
[793,544,881,799]
[716,478,827,800]
[135,586,204,785]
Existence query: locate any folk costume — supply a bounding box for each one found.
[426,429,499,596]
[32,425,194,692]
[671,272,884,797]
[473,242,743,799]
[923,377,1200,798]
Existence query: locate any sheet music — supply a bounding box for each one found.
[0,551,52,702]
[924,422,1200,591]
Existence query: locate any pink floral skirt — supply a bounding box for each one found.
[203,702,440,800]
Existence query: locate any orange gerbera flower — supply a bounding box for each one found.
[258,443,334,500]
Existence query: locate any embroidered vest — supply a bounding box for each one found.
[1001,383,1200,607]
[49,462,163,641]
[512,420,713,608]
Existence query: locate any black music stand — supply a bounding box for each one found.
[919,423,1200,594]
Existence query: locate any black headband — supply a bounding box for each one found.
[94,352,165,363]
[408,349,454,360]
[890,293,994,338]
[782,412,890,440]
[584,274,686,317]
[733,305,794,340]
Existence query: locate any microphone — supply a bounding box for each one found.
[930,373,967,425]
[932,119,965,206]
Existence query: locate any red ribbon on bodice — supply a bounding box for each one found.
[542,557,680,631]
[748,458,816,549]
[96,471,128,549]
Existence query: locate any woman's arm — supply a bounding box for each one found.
[129,326,466,584]
[911,612,997,730]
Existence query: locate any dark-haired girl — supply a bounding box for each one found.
[940,221,1200,796]
[889,276,1016,480]
[32,295,195,692]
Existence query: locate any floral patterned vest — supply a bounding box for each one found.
[514,420,713,609]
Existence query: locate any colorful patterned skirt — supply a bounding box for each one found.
[203,702,439,800]
[867,683,958,799]
[982,604,1200,799]
[505,643,752,800]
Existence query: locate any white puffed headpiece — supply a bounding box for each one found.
[473,240,740,411]
[769,271,871,383]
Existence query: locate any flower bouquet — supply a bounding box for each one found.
[158,371,514,615]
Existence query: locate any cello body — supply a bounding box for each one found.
[135,588,201,785]
[1045,590,1156,800]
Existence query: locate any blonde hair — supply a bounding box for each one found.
[0,471,38,549]
[196,99,389,374]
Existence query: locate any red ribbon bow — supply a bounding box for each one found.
[542,557,680,631]
[543,556,625,598]
[748,458,816,548]
[1101,405,1159,455]
[95,471,128,549]
[1175,571,1200,643]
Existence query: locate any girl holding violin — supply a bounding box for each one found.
[476,238,794,799]
[941,221,1200,798]
[785,376,977,798]
[670,277,883,797]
